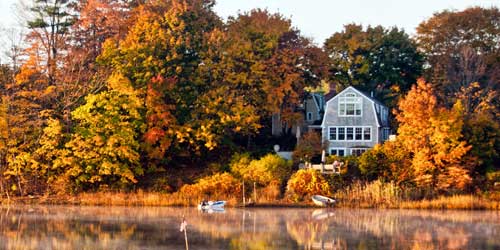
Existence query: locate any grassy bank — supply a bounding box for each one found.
[0,191,237,207]
[1,191,499,210]
[398,195,500,210]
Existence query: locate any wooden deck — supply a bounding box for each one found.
[299,162,343,174]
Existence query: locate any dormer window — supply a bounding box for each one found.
[339,92,362,116]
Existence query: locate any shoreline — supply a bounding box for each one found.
[1,192,499,210]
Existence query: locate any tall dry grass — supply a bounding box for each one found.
[334,180,403,208]
[75,190,242,206]
[334,180,500,209]
[399,195,500,210]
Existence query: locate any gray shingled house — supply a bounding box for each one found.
[320,86,391,156]
[271,92,325,136]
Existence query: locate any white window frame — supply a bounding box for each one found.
[337,127,345,140]
[363,127,371,141]
[355,127,363,140]
[328,126,372,142]
[330,148,346,156]
[346,127,354,140]
[329,127,336,140]
[338,92,362,117]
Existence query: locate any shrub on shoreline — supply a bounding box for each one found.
[231,153,292,186]
[286,169,331,202]
[178,173,242,203]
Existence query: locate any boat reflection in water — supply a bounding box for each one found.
[0,205,499,249]
[311,209,335,220]
[199,207,225,214]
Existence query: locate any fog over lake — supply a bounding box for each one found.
[0,205,499,249]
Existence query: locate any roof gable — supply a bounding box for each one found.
[325,86,386,107]
[321,86,389,128]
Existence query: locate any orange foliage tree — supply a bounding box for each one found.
[285,169,331,202]
[395,79,472,193]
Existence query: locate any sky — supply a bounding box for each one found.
[0,0,499,46]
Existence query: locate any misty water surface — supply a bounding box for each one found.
[0,205,499,250]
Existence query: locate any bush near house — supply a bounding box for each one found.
[292,131,324,163]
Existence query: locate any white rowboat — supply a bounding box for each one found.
[311,195,336,207]
[198,200,226,210]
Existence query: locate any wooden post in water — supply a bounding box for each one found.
[242,181,245,206]
[180,216,188,250]
[253,182,257,204]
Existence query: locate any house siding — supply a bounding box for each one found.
[321,87,387,155]
[305,97,321,123]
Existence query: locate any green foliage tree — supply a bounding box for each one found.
[463,113,500,175]
[324,24,423,108]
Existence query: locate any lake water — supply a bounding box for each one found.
[0,205,499,250]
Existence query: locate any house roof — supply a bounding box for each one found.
[324,90,336,102]
[311,93,324,112]
[321,86,390,128]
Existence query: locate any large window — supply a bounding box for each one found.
[355,127,363,140]
[328,126,372,141]
[330,148,346,156]
[364,127,371,141]
[346,127,353,140]
[338,127,345,140]
[329,127,336,140]
[339,93,362,116]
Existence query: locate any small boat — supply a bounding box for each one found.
[311,195,336,207]
[198,200,226,210]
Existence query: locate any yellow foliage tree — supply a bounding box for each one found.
[60,74,146,190]
[231,153,292,186]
